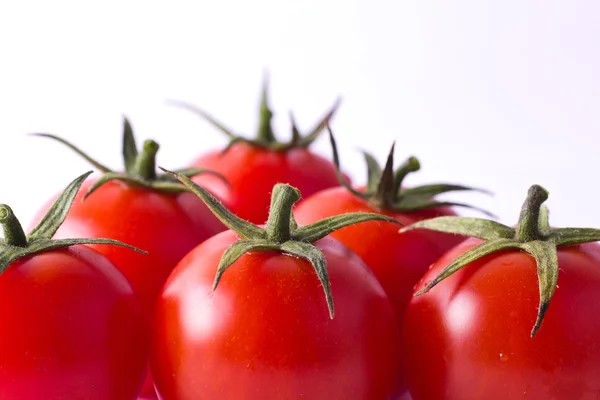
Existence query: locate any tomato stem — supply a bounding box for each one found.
[391,156,421,201]
[133,140,159,181]
[0,205,28,247]
[255,80,277,144]
[515,185,549,242]
[326,127,493,215]
[264,185,301,242]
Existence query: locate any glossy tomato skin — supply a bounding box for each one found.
[0,246,148,400]
[190,142,346,224]
[151,231,401,400]
[403,238,600,400]
[294,187,464,326]
[31,179,227,400]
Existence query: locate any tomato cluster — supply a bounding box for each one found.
[2,82,600,400]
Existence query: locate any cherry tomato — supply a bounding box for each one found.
[31,121,228,400]
[0,247,148,400]
[170,81,348,224]
[401,184,600,399]
[191,143,346,224]
[152,232,401,400]
[403,239,600,400]
[295,186,461,327]
[150,175,401,400]
[0,172,148,400]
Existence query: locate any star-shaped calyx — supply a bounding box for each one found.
[166,77,341,152]
[160,167,403,319]
[32,117,226,198]
[0,171,145,274]
[400,184,600,337]
[327,127,493,216]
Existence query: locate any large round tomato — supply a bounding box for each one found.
[151,231,401,400]
[402,238,600,400]
[0,246,148,400]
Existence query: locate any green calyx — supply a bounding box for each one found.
[32,117,226,199]
[327,127,493,216]
[160,167,403,319]
[400,184,600,337]
[0,171,145,275]
[167,77,341,152]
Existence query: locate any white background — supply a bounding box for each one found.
[1,1,598,229]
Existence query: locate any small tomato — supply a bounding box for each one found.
[151,173,402,400]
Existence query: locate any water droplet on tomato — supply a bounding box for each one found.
[499,352,509,362]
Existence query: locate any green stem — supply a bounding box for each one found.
[255,84,276,144]
[133,140,159,181]
[264,184,302,243]
[391,156,421,200]
[515,184,549,242]
[0,205,28,247]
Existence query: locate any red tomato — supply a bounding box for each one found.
[170,82,348,224]
[295,186,462,328]
[151,232,401,400]
[0,246,148,400]
[400,184,600,399]
[149,175,402,400]
[31,179,224,400]
[191,143,346,224]
[402,239,600,400]
[31,123,228,400]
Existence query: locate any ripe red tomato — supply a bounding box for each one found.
[0,172,148,400]
[401,185,600,400]
[295,187,460,327]
[1,247,148,400]
[31,120,227,400]
[190,143,347,224]
[150,173,402,400]
[169,81,349,224]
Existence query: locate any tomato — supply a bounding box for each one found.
[190,143,347,224]
[169,81,349,224]
[32,121,227,400]
[295,186,461,327]
[294,132,489,397]
[400,185,600,400]
[150,174,402,400]
[0,172,148,400]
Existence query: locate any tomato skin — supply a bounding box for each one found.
[294,187,464,326]
[0,246,148,400]
[151,231,401,400]
[31,179,226,400]
[402,238,600,400]
[190,143,346,224]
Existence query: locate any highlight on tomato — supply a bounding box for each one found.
[167,78,350,224]
[31,118,228,400]
[400,184,600,400]
[0,172,148,400]
[150,170,402,400]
